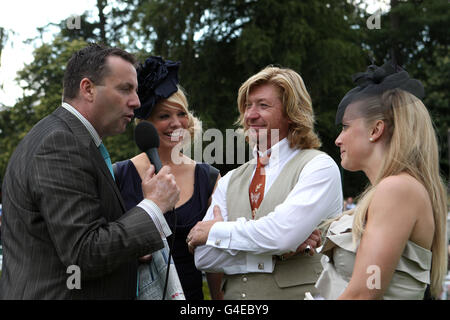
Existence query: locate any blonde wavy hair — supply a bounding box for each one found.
[236,66,321,150]
[327,89,447,298]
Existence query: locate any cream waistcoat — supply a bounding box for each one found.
[223,149,325,300]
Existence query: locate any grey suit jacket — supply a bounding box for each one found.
[0,107,164,299]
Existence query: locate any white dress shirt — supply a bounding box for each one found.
[194,138,342,274]
[61,102,172,238]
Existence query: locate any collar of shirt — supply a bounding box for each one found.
[251,137,300,196]
[251,138,295,169]
[61,102,102,147]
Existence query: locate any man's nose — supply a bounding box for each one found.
[130,91,141,109]
[245,105,259,120]
[335,133,342,147]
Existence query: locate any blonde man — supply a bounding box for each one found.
[189,66,343,299]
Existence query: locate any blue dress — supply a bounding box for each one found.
[114,160,213,300]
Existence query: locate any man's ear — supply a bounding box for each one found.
[79,77,95,102]
[370,120,385,142]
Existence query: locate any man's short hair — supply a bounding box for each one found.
[63,43,136,100]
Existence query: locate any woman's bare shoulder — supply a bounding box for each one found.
[130,153,150,177]
[375,174,429,202]
[369,173,430,221]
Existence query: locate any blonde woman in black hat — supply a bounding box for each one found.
[315,61,447,300]
[113,56,222,300]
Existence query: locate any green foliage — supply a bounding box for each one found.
[359,0,450,184]
[202,279,211,300]
[0,38,88,177]
[194,0,368,185]
[104,122,140,163]
[0,27,9,73]
[420,48,450,179]
[0,0,448,197]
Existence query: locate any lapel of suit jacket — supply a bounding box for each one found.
[52,106,126,212]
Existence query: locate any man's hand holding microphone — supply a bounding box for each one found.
[142,164,180,214]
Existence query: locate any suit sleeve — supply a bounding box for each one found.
[30,130,164,279]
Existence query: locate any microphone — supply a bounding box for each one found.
[135,120,176,300]
[134,121,162,173]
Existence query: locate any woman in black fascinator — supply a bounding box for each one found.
[113,56,222,300]
[313,60,447,299]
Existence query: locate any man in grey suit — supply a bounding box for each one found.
[0,44,180,299]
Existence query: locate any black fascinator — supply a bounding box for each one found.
[135,56,181,119]
[335,60,425,124]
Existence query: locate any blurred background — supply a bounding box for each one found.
[0,0,449,299]
[0,0,448,205]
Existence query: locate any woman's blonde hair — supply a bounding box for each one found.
[136,85,202,144]
[236,66,321,150]
[337,89,447,298]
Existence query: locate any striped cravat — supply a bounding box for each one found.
[98,143,115,180]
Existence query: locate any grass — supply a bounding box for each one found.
[202,279,211,300]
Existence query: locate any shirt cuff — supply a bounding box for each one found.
[137,199,172,238]
[207,219,274,274]
[207,221,235,249]
[246,254,274,273]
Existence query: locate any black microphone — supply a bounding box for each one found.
[135,121,175,300]
[134,121,162,173]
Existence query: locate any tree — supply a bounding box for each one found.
[1,0,369,189]
[0,27,14,92]
[1,0,447,197]
[0,27,7,71]
[360,0,449,182]
[194,0,369,183]
[0,38,89,177]
[419,47,450,181]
